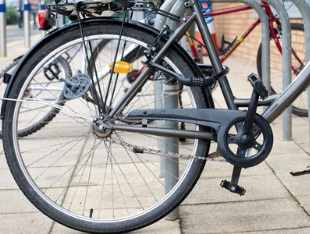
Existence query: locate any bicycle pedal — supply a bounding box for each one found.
[220,180,246,196]
[247,73,268,100]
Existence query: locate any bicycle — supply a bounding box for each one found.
[1,0,309,233]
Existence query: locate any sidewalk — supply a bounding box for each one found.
[0,32,310,233]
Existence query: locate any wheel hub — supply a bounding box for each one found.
[92,118,113,138]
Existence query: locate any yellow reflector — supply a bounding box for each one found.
[109,61,133,73]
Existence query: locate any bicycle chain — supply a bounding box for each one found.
[104,137,227,162]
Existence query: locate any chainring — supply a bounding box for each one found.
[217,114,273,168]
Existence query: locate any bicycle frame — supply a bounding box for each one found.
[107,0,310,136]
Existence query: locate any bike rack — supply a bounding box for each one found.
[207,0,310,141]
[265,0,292,140]
[262,0,310,141]
[289,0,310,145]
[154,0,180,221]
[212,0,270,92]
[213,0,292,140]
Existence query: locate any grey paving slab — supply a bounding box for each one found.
[50,219,181,233]
[0,212,53,233]
[183,172,290,205]
[246,228,310,234]
[180,198,310,233]
[0,168,20,190]
[0,190,38,213]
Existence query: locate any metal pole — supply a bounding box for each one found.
[163,82,180,220]
[24,0,31,47]
[154,0,179,220]
[154,0,177,179]
[0,0,6,57]
[263,0,291,140]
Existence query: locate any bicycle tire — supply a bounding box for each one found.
[3,19,212,233]
[0,56,71,138]
[257,22,307,117]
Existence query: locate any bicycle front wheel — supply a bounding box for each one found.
[3,19,212,233]
[257,22,307,117]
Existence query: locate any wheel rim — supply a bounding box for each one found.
[8,33,206,226]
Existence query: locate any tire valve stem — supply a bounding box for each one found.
[90,208,94,218]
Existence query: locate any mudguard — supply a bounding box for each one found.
[1,17,211,118]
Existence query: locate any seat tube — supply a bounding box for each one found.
[190,0,237,109]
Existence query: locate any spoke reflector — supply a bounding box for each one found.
[109,61,133,73]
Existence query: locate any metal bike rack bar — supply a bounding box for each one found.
[213,1,291,140]
[289,0,310,146]
[24,0,31,48]
[154,0,180,220]
[0,0,6,56]
[154,0,177,179]
[263,0,292,140]
[212,0,270,92]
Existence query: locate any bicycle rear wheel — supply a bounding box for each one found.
[257,22,307,117]
[3,19,212,233]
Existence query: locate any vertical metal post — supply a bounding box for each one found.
[154,0,179,220]
[263,0,291,140]
[163,82,180,220]
[0,0,6,57]
[154,0,177,178]
[24,1,31,47]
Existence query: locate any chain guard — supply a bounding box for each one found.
[127,108,273,168]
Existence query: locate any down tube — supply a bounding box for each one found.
[262,62,310,123]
